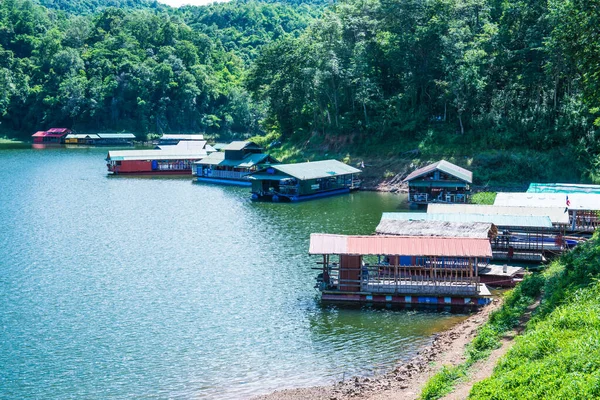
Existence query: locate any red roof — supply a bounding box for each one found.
[309,234,492,257]
[46,128,70,133]
[31,128,71,138]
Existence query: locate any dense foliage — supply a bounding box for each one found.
[0,0,317,136]
[248,0,600,181]
[37,0,158,15]
[469,234,600,399]
[1,0,600,181]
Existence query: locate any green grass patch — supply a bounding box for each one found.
[470,192,497,205]
[0,136,23,143]
[420,364,469,400]
[419,274,544,400]
[469,233,600,399]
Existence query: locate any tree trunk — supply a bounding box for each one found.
[444,102,447,122]
[458,114,464,135]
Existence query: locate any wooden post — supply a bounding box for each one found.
[394,258,399,293]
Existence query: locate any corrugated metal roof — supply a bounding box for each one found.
[46,128,70,133]
[428,203,570,225]
[375,220,495,238]
[32,131,46,137]
[66,134,101,139]
[212,143,228,151]
[159,134,204,140]
[309,234,492,257]
[194,152,273,168]
[158,141,208,151]
[223,141,262,151]
[195,152,225,165]
[97,133,136,139]
[494,192,600,211]
[225,153,272,168]
[260,160,361,180]
[403,160,473,183]
[527,183,600,194]
[382,212,554,228]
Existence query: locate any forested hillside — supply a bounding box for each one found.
[248,0,600,182]
[0,0,318,136]
[1,0,599,183]
[37,0,158,15]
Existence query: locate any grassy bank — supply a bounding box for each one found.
[419,274,544,400]
[419,233,600,400]
[469,232,600,399]
[0,136,23,143]
[470,192,497,205]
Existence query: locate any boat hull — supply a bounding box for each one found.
[196,177,251,186]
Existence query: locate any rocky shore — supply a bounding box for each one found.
[254,299,502,400]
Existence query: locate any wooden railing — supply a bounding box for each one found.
[206,170,247,179]
[318,262,481,295]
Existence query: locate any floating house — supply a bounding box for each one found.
[374,218,523,287]
[404,160,472,205]
[106,141,213,175]
[383,211,559,262]
[494,192,600,232]
[64,133,136,146]
[191,141,278,186]
[428,204,575,259]
[32,128,72,144]
[157,134,204,146]
[248,160,361,202]
[527,183,600,195]
[310,233,493,306]
[427,204,570,228]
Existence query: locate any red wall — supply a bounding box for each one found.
[119,160,153,173]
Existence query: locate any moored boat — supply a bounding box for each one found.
[192,141,278,186]
[106,140,214,175]
[248,159,361,202]
[310,234,493,306]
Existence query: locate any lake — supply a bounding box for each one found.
[0,145,467,399]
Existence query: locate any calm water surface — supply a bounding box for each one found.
[0,145,467,399]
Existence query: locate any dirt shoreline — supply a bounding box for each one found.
[253,299,502,400]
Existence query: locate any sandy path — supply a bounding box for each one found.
[439,298,540,400]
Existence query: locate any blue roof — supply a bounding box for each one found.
[381,212,553,228]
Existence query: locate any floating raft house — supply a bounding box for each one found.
[383,212,559,262]
[404,160,472,205]
[382,211,553,228]
[192,141,278,186]
[106,140,213,175]
[65,133,135,145]
[427,203,570,227]
[310,234,493,306]
[375,218,523,287]
[248,160,361,202]
[32,128,71,144]
[494,192,600,232]
[427,205,574,259]
[157,134,204,146]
